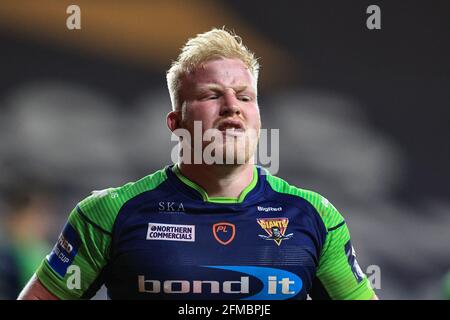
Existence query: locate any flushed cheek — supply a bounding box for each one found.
[245,107,261,129]
[183,105,216,128]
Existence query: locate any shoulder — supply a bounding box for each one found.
[75,167,168,233]
[263,170,344,229]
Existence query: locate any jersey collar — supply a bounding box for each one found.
[166,164,263,204]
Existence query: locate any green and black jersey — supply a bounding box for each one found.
[36,165,375,299]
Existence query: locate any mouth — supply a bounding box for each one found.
[216,120,245,135]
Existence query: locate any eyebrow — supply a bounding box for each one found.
[196,84,251,94]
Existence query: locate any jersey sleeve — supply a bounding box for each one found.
[309,199,375,300]
[35,196,113,299]
[34,171,165,299]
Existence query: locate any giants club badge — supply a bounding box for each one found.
[257,218,293,246]
[213,222,236,245]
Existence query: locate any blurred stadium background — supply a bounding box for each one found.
[0,0,449,299]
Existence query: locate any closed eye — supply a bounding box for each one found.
[238,95,252,102]
[200,94,220,100]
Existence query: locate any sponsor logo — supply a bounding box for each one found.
[212,222,236,245]
[345,240,365,283]
[158,201,185,213]
[257,218,293,246]
[137,266,302,299]
[57,234,73,253]
[257,206,283,212]
[47,223,81,277]
[146,223,195,242]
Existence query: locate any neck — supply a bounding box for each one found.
[177,163,255,198]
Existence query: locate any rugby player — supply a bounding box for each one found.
[18,28,377,300]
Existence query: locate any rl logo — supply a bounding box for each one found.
[212,222,236,245]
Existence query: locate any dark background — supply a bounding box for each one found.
[0,0,449,299]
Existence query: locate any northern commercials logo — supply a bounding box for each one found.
[257,218,293,246]
[146,223,195,242]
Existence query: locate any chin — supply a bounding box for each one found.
[223,143,255,165]
[201,137,257,165]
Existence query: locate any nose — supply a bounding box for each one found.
[219,90,241,117]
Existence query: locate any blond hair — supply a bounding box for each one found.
[166,28,260,111]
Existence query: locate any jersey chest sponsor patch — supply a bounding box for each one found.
[136,265,303,300]
[146,222,195,242]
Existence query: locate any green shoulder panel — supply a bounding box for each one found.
[264,171,344,229]
[77,168,168,232]
[36,167,168,299]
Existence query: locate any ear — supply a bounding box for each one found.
[166,110,182,132]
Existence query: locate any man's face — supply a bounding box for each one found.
[177,58,261,165]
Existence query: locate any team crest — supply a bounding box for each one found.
[212,222,236,245]
[257,218,293,246]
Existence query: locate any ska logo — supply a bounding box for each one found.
[257,218,293,246]
[212,222,236,245]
